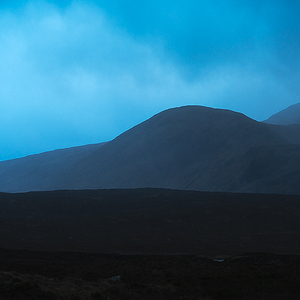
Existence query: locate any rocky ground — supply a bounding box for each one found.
[0,248,300,299]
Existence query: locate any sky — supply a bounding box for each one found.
[0,0,300,161]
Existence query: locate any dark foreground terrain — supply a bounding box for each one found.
[1,188,300,254]
[1,189,300,299]
[0,248,300,300]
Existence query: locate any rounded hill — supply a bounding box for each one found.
[1,105,300,194]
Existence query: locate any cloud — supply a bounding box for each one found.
[94,0,300,103]
[0,0,299,160]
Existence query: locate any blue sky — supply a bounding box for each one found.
[1,0,300,160]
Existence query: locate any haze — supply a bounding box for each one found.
[1,0,300,161]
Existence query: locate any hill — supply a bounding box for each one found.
[264,102,300,125]
[0,143,105,192]
[0,105,300,194]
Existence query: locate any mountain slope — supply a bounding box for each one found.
[264,102,300,125]
[64,106,300,194]
[0,105,300,194]
[0,143,105,192]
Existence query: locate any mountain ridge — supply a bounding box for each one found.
[264,102,300,125]
[0,105,300,194]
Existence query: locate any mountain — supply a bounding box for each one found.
[0,143,105,192]
[264,102,300,125]
[1,105,300,194]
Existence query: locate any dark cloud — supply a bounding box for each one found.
[94,2,275,60]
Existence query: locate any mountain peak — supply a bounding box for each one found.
[264,102,300,125]
[0,105,300,194]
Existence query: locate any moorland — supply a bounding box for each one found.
[0,188,300,299]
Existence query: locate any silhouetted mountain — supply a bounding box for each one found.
[0,143,105,192]
[0,105,300,194]
[264,102,300,125]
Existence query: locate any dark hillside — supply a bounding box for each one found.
[0,106,300,194]
[266,123,300,144]
[0,143,105,192]
[264,102,300,125]
[64,106,300,194]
